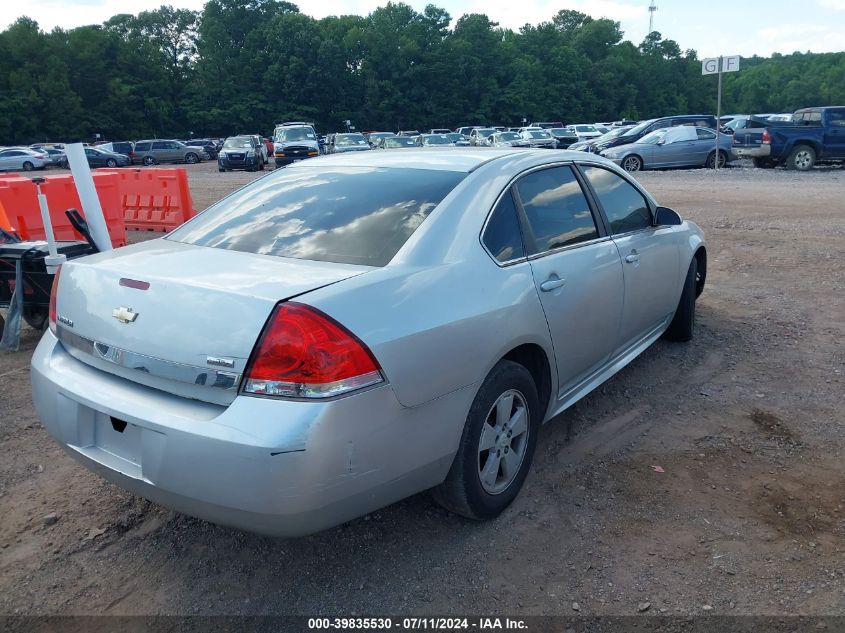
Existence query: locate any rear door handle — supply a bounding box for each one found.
[625,251,640,263]
[540,277,566,292]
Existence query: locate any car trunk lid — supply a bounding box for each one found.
[54,239,372,405]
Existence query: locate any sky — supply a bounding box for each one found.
[2,0,845,58]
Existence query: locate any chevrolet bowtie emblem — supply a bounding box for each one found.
[112,306,139,324]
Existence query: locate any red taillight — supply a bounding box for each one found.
[242,302,382,398]
[761,130,771,145]
[48,266,61,334]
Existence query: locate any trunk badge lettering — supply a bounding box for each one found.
[57,316,74,328]
[112,307,139,324]
[207,356,235,369]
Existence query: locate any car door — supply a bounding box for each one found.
[823,108,845,158]
[84,148,102,167]
[654,127,695,167]
[513,165,624,395]
[0,150,14,170]
[693,128,718,165]
[151,141,168,162]
[580,164,681,355]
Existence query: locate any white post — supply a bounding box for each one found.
[32,178,66,274]
[716,56,723,171]
[64,143,113,252]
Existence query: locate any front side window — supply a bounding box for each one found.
[581,165,651,235]
[483,191,525,263]
[168,167,466,267]
[515,166,598,254]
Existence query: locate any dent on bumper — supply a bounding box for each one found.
[30,332,475,536]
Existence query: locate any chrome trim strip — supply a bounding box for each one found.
[56,326,241,391]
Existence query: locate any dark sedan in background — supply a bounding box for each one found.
[548,127,579,149]
[76,146,132,168]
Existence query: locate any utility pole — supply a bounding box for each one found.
[648,0,657,34]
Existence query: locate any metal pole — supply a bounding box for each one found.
[716,56,723,171]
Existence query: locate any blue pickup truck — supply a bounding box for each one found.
[734,106,845,170]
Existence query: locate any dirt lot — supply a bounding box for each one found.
[1,160,843,617]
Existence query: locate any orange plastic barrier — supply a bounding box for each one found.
[0,173,127,246]
[0,200,13,233]
[99,168,197,232]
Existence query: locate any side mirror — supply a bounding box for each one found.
[656,139,665,146]
[655,206,682,226]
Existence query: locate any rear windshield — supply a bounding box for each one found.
[168,167,465,267]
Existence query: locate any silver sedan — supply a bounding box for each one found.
[0,147,49,171]
[601,127,735,171]
[32,149,706,536]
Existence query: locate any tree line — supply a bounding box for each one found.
[1,0,843,144]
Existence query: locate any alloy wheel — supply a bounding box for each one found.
[623,156,641,172]
[477,389,530,495]
[794,150,812,170]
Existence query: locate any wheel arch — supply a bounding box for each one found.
[693,246,707,297]
[784,139,822,159]
[501,343,553,422]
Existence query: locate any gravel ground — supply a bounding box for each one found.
[0,159,843,617]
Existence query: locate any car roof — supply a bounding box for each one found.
[286,148,609,173]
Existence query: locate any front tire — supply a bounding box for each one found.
[622,155,642,172]
[786,144,815,171]
[433,360,541,520]
[663,257,697,342]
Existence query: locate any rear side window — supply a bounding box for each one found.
[829,109,845,127]
[168,167,465,267]
[135,142,150,151]
[581,166,651,235]
[515,166,598,254]
[483,191,525,263]
[696,128,716,140]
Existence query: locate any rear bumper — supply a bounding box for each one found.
[733,145,771,159]
[31,333,472,536]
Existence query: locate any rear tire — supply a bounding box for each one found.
[23,307,48,331]
[706,150,727,169]
[106,159,117,168]
[786,145,815,171]
[663,257,697,342]
[22,161,34,172]
[143,156,157,166]
[432,360,541,520]
[185,152,199,164]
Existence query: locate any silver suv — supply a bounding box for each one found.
[134,139,207,166]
